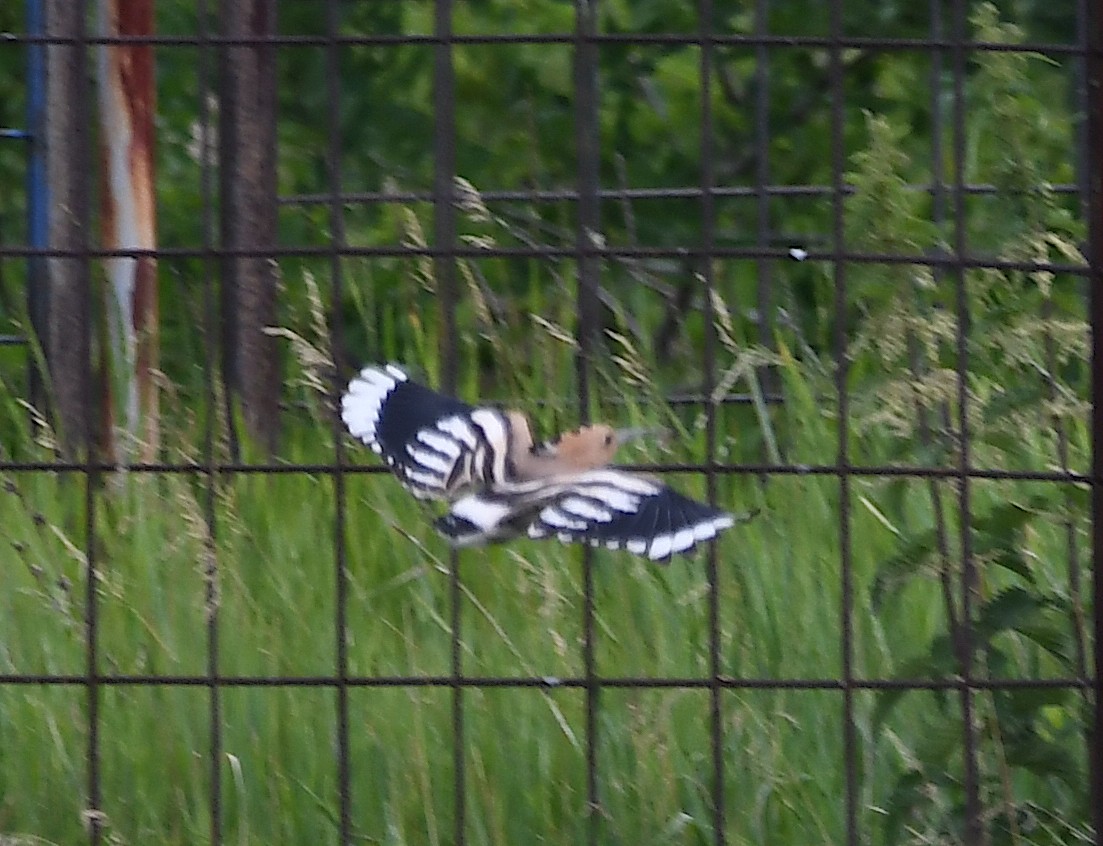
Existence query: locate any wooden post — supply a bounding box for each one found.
[45,0,91,457]
[219,0,280,455]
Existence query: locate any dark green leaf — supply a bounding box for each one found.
[871,529,937,611]
[1005,734,1082,787]
[872,640,959,731]
[975,586,1043,640]
[986,545,1035,584]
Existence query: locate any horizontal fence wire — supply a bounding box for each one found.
[0,1,1098,845]
[0,32,1090,52]
[0,674,1091,690]
[275,182,1085,205]
[0,244,1091,272]
[0,461,1092,481]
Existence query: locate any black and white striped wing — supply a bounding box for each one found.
[341,364,514,500]
[528,470,734,561]
[436,469,734,561]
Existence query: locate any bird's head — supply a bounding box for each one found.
[553,424,658,470]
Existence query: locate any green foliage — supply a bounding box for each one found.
[842,7,1091,844]
[0,1,1092,844]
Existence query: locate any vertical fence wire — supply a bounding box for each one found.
[1088,0,1103,831]
[322,1,353,843]
[826,2,859,844]
[431,2,464,843]
[753,0,773,365]
[698,2,726,844]
[62,2,102,843]
[949,2,984,841]
[83,301,99,846]
[572,1,603,842]
[1075,0,1091,207]
[435,0,459,397]
[1046,0,1091,719]
[196,1,223,843]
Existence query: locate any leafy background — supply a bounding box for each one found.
[0,1,1093,845]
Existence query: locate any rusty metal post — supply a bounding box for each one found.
[95,0,159,464]
[219,0,280,456]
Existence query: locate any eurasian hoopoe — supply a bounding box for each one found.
[341,364,734,562]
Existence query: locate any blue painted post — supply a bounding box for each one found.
[25,0,48,406]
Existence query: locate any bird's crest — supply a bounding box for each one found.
[543,425,619,471]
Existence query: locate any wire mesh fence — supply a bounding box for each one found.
[0,1,1099,845]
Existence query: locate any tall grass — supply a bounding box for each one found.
[0,8,1091,837]
[3,309,1083,846]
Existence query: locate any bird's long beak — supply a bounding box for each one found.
[614,427,663,446]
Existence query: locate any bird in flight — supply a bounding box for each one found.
[341,364,734,562]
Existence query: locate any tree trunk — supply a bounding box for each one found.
[45,0,92,458]
[219,0,280,456]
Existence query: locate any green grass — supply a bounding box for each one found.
[0,333,1089,846]
[0,3,1090,841]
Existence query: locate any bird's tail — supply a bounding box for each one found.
[430,511,487,547]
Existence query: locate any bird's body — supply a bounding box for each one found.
[341,364,734,561]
